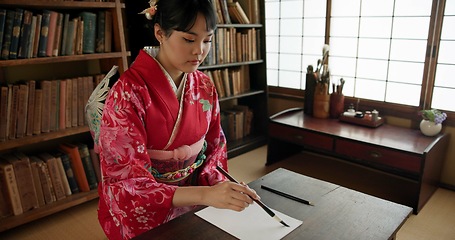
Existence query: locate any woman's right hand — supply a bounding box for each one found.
[202,181,260,212]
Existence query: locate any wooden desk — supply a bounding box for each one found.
[134,168,412,240]
[267,108,450,214]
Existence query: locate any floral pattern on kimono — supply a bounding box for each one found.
[97,50,228,240]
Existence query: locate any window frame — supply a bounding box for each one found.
[267,0,455,126]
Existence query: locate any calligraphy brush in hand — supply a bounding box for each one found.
[216,166,290,227]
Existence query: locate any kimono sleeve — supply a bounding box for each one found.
[97,80,178,238]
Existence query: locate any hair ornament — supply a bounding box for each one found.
[139,0,158,20]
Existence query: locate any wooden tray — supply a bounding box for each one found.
[339,115,384,128]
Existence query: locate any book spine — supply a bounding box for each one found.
[15,84,29,138]
[59,79,66,129]
[77,144,98,190]
[1,10,15,60]
[17,10,32,58]
[52,13,63,57]
[59,153,80,194]
[0,9,6,56]
[35,159,55,204]
[80,12,96,54]
[55,156,72,196]
[8,85,19,140]
[59,144,90,192]
[40,80,51,133]
[46,11,58,57]
[0,86,8,141]
[65,78,72,128]
[32,89,43,135]
[60,13,70,56]
[95,11,105,53]
[8,9,24,60]
[38,10,51,57]
[49,80,58,132]
[29,160,46,207]
[26,80,36,136]
[32,14,42,58]
[0,163,23,215]
[11,153,39,211]
[39,154,66,201]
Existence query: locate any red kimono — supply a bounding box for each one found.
[97,50,228,239]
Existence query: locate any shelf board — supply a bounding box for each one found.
[0,1,124,9]
[219,89,265,102]
[0,52,131,67]
[217,23,263,28]
[0,126,89,152]
[0,190,98,232]
[198,60,263,70]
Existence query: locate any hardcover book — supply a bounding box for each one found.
[1,10,15,60]
[29,159,46,207]
[29,156,55,204]
[59,143,91,192]
[40,80,52,133]
[8,85,19,140]
[50,149,79,194]
[26,80,36,136]
[11,152,39,211]
[32,89,43,135]
[8,9,24,59]
[0,86,8,141]
[38,152,66,201]
[45,10,58,57]
[52,13,63,57]
[0,162,23,215]
[0,9,6,55]
[80,11,96,54]
[95,11,105,53]
[15,84,29,138]
[38,10,51,57]
[32,14,42,58]
[17,10,32,58]
[76,143,98,190]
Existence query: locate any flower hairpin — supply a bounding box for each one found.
[139,0,158,20]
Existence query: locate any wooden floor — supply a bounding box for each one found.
[2,145,455,240]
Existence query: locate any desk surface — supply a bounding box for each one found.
[134,168,412,240]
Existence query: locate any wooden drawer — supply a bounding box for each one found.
[269,123,333,151]
[335,139,422,174]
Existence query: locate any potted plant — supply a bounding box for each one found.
[418,109,447,136]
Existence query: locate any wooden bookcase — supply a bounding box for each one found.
[0,0,130,232]
[125,0,268,158]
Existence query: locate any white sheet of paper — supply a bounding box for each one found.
[195,202,302,240]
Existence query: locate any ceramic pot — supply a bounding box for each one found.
[419,119,442,136]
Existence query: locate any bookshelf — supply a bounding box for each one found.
[0,0,130,232]
[202,0,267,158]
[125,0,268,158]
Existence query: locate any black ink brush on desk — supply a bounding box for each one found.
[261,185,314,206]
[216,166,290,227]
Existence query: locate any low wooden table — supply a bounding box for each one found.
[267,108,450,213]
[134,168,412,240]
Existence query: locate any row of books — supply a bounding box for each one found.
[203,27,260,66]
[0,142,100,218]
[0,73,106,142]
[0,8,113,60]
[221,105,253,141]
[203,65,250,99]
[215,0,261,25]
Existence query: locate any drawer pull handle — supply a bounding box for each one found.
[294,135,303,140]
[370,151,382,158]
